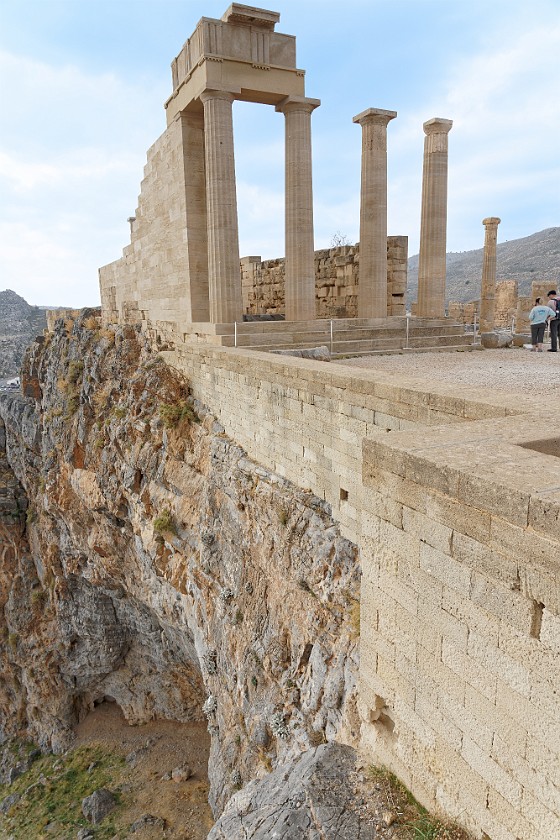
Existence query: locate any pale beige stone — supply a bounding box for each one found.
[276,96,320,321]
[416,118,453,317]
[480,216,501,336]
[353,108,397,318]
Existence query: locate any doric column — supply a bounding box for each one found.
[480,217,501,334]
[353,108,397,318]
[200,89,243,324]
[276,96,320,322]
[416,118,453,318]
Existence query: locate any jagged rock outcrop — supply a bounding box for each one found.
[0,289,47,378]
[208,743,374,840]
[0,311,360,815]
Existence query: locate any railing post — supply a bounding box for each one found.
[473,312,478,345]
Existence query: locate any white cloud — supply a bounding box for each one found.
[387,18,560,254]
[0,49,166,306]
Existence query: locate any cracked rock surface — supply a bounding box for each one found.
[207,743,375,840]
[0,312,360,817]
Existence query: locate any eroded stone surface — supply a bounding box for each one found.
[208,743,375,840]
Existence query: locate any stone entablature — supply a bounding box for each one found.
[240,238,408,319]
[166,5,303,123]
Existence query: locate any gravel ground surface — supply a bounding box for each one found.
[333,346,559,398]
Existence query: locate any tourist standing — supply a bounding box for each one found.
[529,297,556,352]
[546,290,560,352]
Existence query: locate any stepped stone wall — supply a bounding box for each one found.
[241,238,408,319]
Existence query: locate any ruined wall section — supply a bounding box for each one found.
[241,237,408,319]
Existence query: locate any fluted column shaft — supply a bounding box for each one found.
[277,96,320,321]
[417,118,453,318]
[200,90,243,324]
[480,217,501,333]
[353,108,397,318]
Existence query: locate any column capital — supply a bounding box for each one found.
[353,107,397,127]
[423,117,453,135]
[483,217,501,227]
[199,87,239,105]
[275,95,320,115]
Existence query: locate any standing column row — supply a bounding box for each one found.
[416,118,453,318]
[353,108,397,319]
[197,90,321,325]
[277,96,320,322]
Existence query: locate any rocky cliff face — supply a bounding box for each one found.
[0,312,359,814]
[0,289,47,379]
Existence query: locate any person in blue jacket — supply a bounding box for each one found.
[529,297,556,352]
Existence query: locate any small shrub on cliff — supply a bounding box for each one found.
[67,360,84,385]
[7,632,19,651]
[159,400,199,428]
[66,385,80,416]
[269,711,289,740]
[83,315,100,330]
[153,508,177,536]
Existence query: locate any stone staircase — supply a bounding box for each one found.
[217,317,477,357]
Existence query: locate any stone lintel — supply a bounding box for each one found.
[221,4,280,30]
[353,107,397,126]
[423,117,453,135]
[483,217,501,227]
[275,95,320,113]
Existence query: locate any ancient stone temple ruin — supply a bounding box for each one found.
[19,4,560,840]
[99,3,465,354]
[100,4,322,331]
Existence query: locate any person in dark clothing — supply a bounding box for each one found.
[547,290,560,352]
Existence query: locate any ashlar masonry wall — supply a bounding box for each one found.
[360,415,560,840]
[100,114,208,328]
[160,340,559,839]
[163,342,518,544]
[241,237,408,320]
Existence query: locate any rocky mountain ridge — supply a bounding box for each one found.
[0,290,47,379]
[407,226,560,304]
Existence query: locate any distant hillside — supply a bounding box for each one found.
[0,290,47,378]
[408,227,560,304]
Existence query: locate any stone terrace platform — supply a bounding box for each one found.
[170,316,476,357]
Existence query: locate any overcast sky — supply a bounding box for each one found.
[1,0,559,307]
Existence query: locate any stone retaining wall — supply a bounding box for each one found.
[163,340,559,839]
[360,416,560,840]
